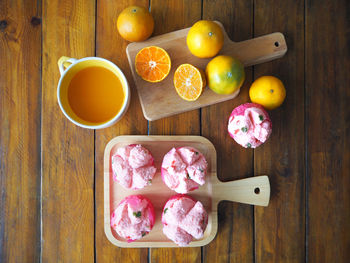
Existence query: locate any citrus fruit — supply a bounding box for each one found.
[135,46,171,82]
[249,76,286,110]
[173,64,206,101]
[205,55,245,94]
[186,20,224,58]
[117,6,154,42]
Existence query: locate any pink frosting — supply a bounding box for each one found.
[111,195,155,242]
[228,103,272,148]
[112,144,157,189]
[161,147,207,193]
[162,194,208,246]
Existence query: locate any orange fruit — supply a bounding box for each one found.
[117,6,154,42]
[173,64,206,101]
[205,55,245,94]
[135,46,171,82]
[249,76,286,110]
[186,20,224,58]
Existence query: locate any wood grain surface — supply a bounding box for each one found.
[148,0,202,262]
[201,1,255,262]
[0,0,349,262]
[126,25,286,121]
[306,0,350,261]
[95,0,149,262]
[41,0,95,262]
[0,0,41,262]
[253,0,306,262]
[103,136,219,248]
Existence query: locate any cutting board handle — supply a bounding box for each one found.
[225,32,287,67]
[212,175,270,206]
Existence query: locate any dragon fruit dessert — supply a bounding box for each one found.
[161,147,208,193]
[111,195,155,242]
[228,103,272,148]
[112,144,157,189]
[162,194,208,246]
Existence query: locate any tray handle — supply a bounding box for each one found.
[212,175,270,206]
[225,32,287,67]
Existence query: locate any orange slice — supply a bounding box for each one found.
[173,64,206,101]
[135,46,171,82]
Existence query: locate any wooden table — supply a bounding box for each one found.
[1,0,349,262]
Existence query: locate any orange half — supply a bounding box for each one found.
[173,64,206,101]
[135,46,171,82]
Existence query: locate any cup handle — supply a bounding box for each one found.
[58,56,78,75]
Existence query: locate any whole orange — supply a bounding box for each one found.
[205,55,245,94]
[186,20,224,58]
[249,76,286,110]
[117,6,154,42]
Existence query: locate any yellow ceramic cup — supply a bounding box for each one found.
[57,56,130,129]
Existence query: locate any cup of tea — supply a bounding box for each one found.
[57,56,130,129]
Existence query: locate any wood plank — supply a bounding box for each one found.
[103,136,217,248]
[148,0,202,261]
[201,0,254,262]
[253,0,305,262]
[0,0,41,262]
[95,0,149,262]
[41,0,95,262]
[126,25,286,121]
[306,0,350,262]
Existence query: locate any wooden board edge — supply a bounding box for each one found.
[103,135,219,248]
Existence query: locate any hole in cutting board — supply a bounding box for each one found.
[274,41,279,47]
[254,187,260,194]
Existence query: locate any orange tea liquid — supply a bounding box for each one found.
[68,66,124,123]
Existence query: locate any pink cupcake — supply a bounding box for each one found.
[112,144,157,189]
[162,194,208,246]
[161,147,208,193]
[111,195,155,242]
[228,103,272,148]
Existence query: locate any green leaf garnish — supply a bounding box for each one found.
[148,179,152,184]
[142,232,146,237]
[259,115,264,121]
[133,211,141,218]
[195,152,199,155]
[199,168,204,173]
[241,127,248,132]
[164,208,168,214]
[187,172,191,179]
[246,143,252,148]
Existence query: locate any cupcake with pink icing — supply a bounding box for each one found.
[112,144,157,189]
[111,195,155,242]
[161,147,208,193]
[162,194,208,246]
[228,103,272,148]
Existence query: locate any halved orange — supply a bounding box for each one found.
[135,46,171,82]
[173,64,206,101]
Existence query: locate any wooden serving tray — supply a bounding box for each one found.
[126,21,287,121]
[104,136,270,248]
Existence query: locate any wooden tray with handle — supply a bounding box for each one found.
[104,136,270,248]
[126,21,287,121]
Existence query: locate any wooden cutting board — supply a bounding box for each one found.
[126,21,287,121]
[104,136,270,248]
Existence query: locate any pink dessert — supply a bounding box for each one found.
[162,194,208,246]
[112,144,157,189]
[161,147,208,193]
[228,103,272,148]
[111,195,155,242]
